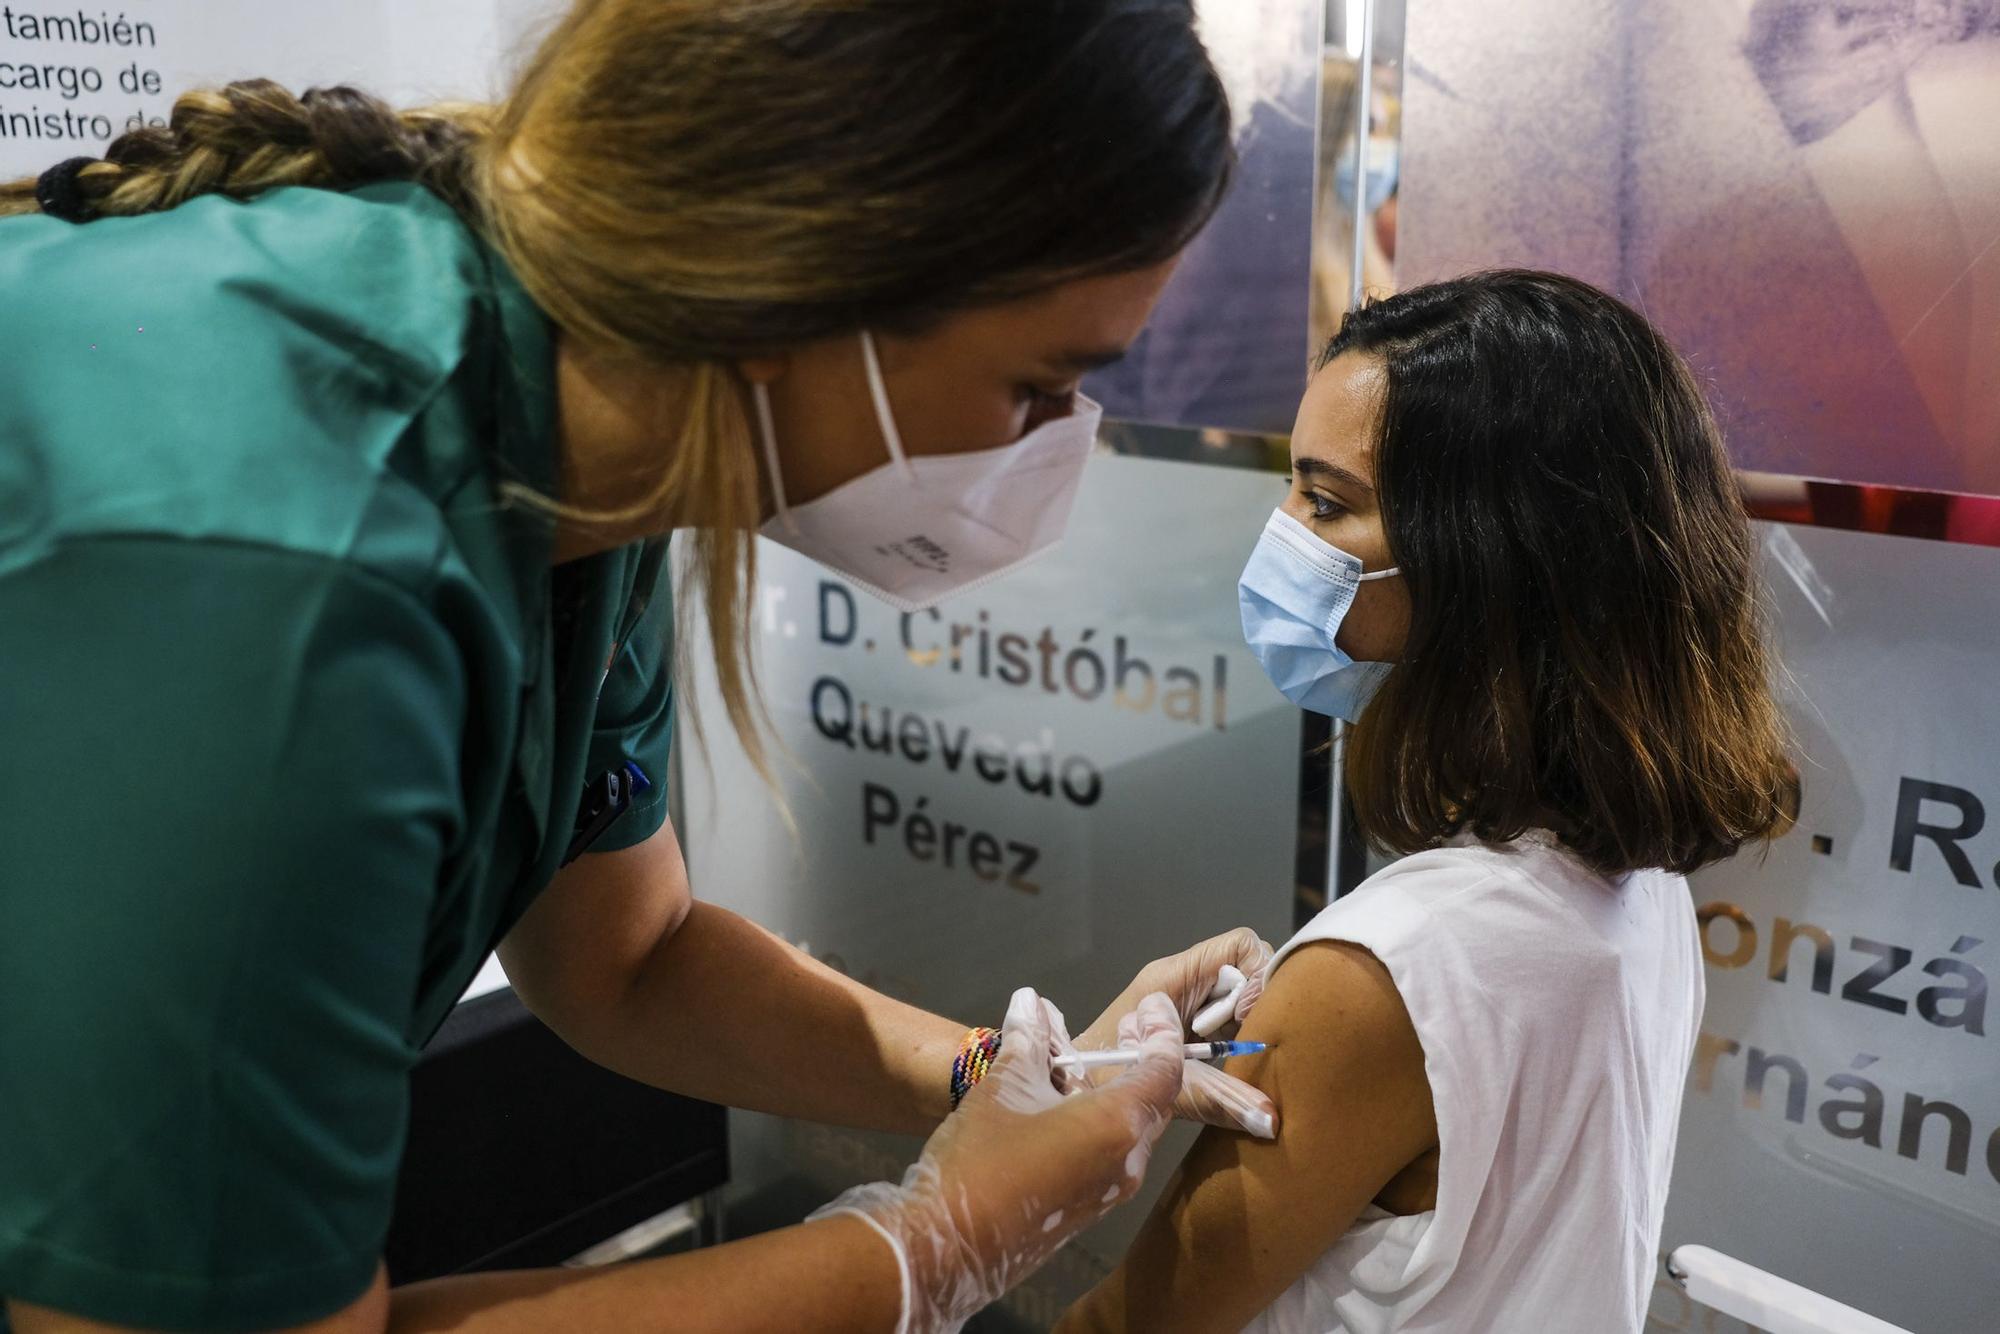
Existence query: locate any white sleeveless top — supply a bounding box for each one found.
[1242,834,1703,1334]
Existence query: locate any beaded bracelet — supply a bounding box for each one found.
[949,1026,1003,1109]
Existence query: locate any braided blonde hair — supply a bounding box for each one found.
[1,0,1234,789]
[0,81,489,219]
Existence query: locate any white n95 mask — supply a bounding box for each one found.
[1238,507,1400,722]
[752,330,1102,614]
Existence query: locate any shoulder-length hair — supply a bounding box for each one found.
[1331,270,1795,876]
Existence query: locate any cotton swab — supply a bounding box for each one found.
[1191,964,1249,1036]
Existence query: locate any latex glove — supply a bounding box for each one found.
[1072,927,1278,1138]
[811,988,1184,1334]
[1191,964,1252,1037]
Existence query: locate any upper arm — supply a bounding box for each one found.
[0,541,460,1328]
[501,543,684,1042]
[1064,940,1438,1334]
[499,814,692,1048]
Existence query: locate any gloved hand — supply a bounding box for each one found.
[1073,927,1278,1138]
[811,987,1185,1334]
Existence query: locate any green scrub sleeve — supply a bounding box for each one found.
[584,550,676,854]
[0,537,465,1331]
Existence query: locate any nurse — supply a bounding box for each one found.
[0,3,1274,1331]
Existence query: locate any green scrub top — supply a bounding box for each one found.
[0,181,675,1330]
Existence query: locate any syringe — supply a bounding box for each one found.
[1051,1040,1268,1071]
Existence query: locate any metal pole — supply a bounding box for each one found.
[1347,0,1377,313]
[1328,0,1376,900]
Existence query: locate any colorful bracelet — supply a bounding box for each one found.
[949,1026,1003,1109]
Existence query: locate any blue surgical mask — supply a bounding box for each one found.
[1334,134,1400,214]
[1238,508,1400,722]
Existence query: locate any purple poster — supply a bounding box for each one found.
[1084,0,1320,438]
[1400,0,2000,500]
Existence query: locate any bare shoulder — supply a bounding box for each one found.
[1228,938,1433,1157]
[1255,939,1408,1044]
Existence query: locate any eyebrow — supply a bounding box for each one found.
[1294,456,1375,492]
[1048,346,1129,374]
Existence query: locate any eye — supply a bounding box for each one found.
[1304,490,1346,521]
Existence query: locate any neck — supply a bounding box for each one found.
[548,337,687,564]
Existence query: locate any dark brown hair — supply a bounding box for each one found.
[1325,270,1795,876]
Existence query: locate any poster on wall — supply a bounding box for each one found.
[1082,0,1320,439]
[675,452,1302,1327]
[1398,0,2000,502]
[0,1,517,180]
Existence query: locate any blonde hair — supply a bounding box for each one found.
[3,0,1234,781]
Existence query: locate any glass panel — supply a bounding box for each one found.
[0,0,512,176]
[675,453,1304,1328]
[1658,522,2000,1332]
[1399,0,2000,500]
[0,6,301,168]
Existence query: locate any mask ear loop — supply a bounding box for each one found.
[859,330,917,481]
[751,382,800,536]
[1357,566,1402,582]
